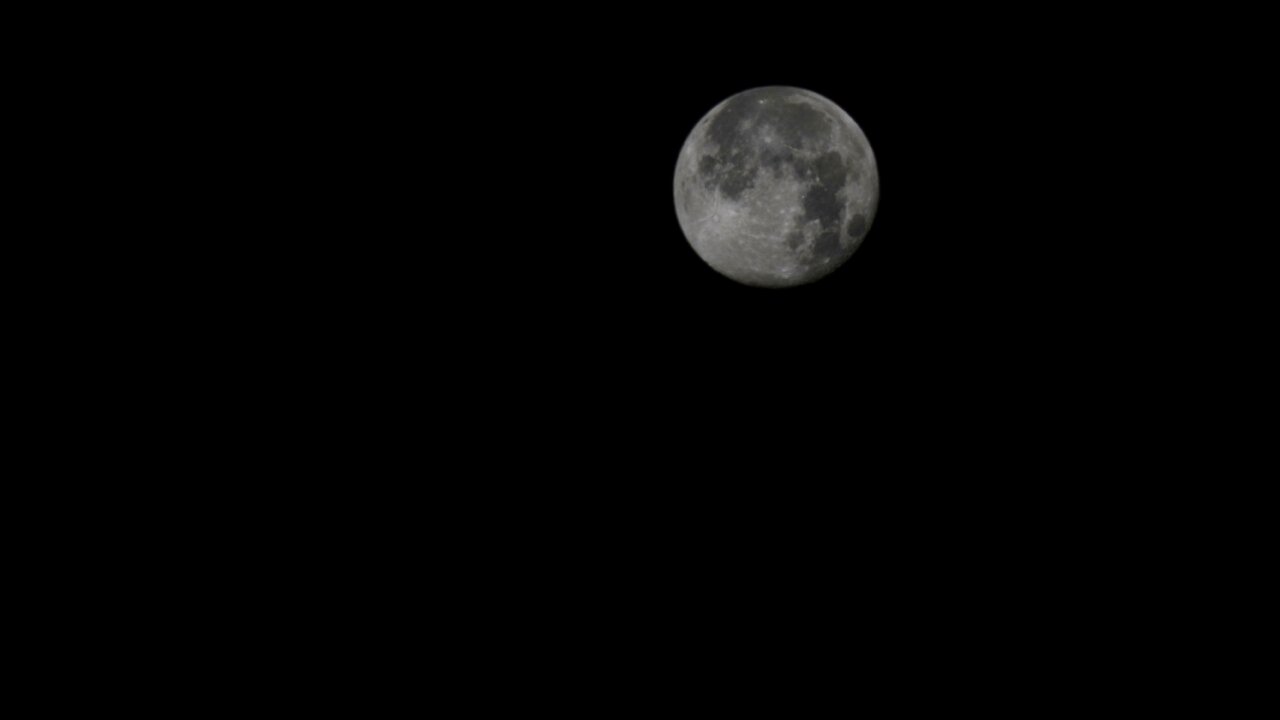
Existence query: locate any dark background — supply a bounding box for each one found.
[61,12,1261,678]
[23,11,1259,690]
[243,11,1250,469]
[380,19,1185,456]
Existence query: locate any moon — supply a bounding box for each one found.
[673,86,879,288]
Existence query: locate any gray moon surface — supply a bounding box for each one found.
[674,86,879,288]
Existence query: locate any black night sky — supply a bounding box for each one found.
[446,24,1138,426]
[193,10,1258,659]
[278,10,1233,468]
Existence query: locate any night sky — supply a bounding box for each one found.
[278,10,1222,466]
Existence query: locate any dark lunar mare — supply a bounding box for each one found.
[756,99,833,148]
[847,214,868,238]
[698,88,840,202]
[699,90,767,200]
[797,150,848,259]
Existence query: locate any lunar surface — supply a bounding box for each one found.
[674,86,879,288]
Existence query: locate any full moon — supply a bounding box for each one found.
[674,86,879,288]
